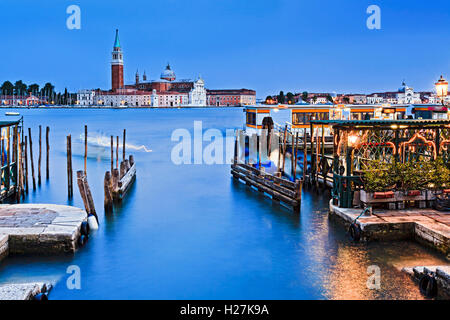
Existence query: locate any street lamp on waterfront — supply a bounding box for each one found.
[435,75,448,106]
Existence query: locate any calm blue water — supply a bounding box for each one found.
[0,108,446,300]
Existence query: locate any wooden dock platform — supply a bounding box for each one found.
[0,204,87,259]
[329,200,450,257]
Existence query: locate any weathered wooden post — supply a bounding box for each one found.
[110,135,114,174]
[46,126,49,180]
[6,127,10,191]
[112,168,119,194]
[293,132,299,180]
[77,170,90,214]
[122,129,126,161]
[233,133,238,165]
[38,125,41,185]
[303,128,307,182]
[24,136,29,193]
[116,136,119,169]
[104,171,113,212]
[293,179,302,214]
[84,125,87,174]
[28,128,36,190]
[16,130,21,203]
[129,154,134,166]
[66,135,73,197]
[281,126,288,175]
[77,170,98,222]
[320,124,325,187]
[120,161,126,179]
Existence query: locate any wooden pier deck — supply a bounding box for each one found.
[0,204,87,259]
[329,200,450,256]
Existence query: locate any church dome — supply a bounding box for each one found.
[160,64,176,81]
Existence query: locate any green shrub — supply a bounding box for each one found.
[362,157,450,192]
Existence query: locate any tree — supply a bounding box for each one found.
[64,88,69,105]
[41,82,55,99]
[286,92,295,104]
[326,94,334,103]
[343,96,350,104]
[265,95,273,104]
[301,91,308,102]
[1,81,14,95]
[277,91,285,104]
[28,84,40,95]
[14,80,27,96]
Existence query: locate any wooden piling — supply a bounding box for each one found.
[16,131,21,203]
[116,136,119,169]
[303,129,307,182]
[20,136,25,199]
[129,154,134,166]
[66,135,73,197]
[6,127,10,191]
[281,126,288,175]
[122,129,126,161]
[293,132,299,180]
[77,170,90,214]
[28,128,36,190]
[112,168,119,193]
[38,125,41,185]
[120,161,126,179]
[104,171,113,212]
[46,126,49,180]
[76,170,98,222]
[110,135,114,174]
[84,125,87,174]
[24,136,28,193]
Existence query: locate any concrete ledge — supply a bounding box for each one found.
[0,204,87,255]
[0,282,52,300]
[0,234,8,262]
[402,265,450,300]
[329,201,450,257]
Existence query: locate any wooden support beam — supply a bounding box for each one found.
[28,128,36,190]
[122,129,126,161]
[24,136,28,193]
[84,125,87,174]
[104,171,113,212]
[38,125,41,185]
[46,126,50,180]
[66,135,73,197]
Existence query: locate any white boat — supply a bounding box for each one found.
[5,112,20,116]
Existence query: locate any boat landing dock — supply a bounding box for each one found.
[329,201,450,257]
[0,204,87,260]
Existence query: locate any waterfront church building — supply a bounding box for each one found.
[78,30,207,107]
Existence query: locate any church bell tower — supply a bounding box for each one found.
[111,29,124,91]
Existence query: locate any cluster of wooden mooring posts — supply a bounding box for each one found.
[231,127,304,213]
[65,127,136,220]
[230,125,337,212]
[12,125,51,202]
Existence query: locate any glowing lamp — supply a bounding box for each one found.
[348,134,359,147]
[435,75,448,99]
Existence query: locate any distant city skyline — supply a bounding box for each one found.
[0,0,449,97]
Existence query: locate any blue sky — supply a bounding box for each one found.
[0,0,449,97]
